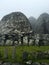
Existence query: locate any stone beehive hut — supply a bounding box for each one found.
[0,12,32,34]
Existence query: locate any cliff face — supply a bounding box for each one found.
[0,12,49,34]
[29,16,36,32]
[35,13,49,34]
[0,12,32,34]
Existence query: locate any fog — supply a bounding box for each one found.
[0,0,49,20]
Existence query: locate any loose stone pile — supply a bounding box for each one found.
[0,62,49,65]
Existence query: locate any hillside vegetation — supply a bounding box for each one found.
[0,46,49,63]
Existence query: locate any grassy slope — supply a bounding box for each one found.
[0,46,49,63]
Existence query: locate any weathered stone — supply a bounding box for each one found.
[32,62,40,65]
[2,62,11,65]
[22,51,29,61]
[41,63,48,65]
[0,61,3,65]
[4,47,8,59]
[12,46,16,59]
[12,63,21,65]
[25,60,32,65]
[0,12,32,34]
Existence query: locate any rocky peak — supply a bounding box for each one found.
[0,12,32,34]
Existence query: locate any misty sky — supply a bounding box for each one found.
[0,0,49,20]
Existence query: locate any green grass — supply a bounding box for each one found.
[0,46,49,63]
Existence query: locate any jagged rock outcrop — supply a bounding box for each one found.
[0,12,32,34]
[36,13,49,34]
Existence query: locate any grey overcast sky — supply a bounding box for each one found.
[0,0,49,20]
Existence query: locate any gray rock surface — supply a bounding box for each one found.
[0,12,32,34]
[29,16,36,32]
[12,46,16,59]
[36,13,49,34]
[2,62,11,65]
[32,62,40,65]
[4,47,8,59]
